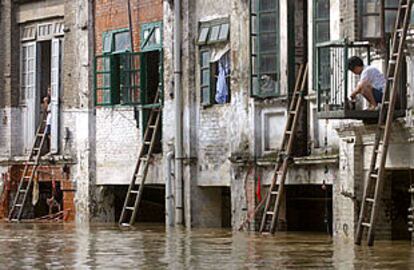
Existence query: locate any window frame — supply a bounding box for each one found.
[196,18,230,46]
[95,28,142,106]
[140,21,163,52]
[250,0,280,98]
[200,48,213,106]
[313,0,331,91]
[358,0,402,40]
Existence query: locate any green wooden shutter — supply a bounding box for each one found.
[119,52,141,105]
[95,54,113,105]
[200,49,212,105]
[250,0,279,98]
[110,54,121,104]
[314,0,331,110]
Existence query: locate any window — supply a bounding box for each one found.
[198,19,231,106]
[141,22,162,52]
[250,0,280,98]
[200,49,231,106]
[21,25,36,41]
[197,20,230,45]
[37,23,53,40]
[54,22,64,36]
[200,50,211,105]
[360,0,400,39]
[94,29,141,106]
[314,0,330,91]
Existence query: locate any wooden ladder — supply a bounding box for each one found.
[8,110,49,222]
[119,91,162,226]
[259,63,308,233]
[355,0,413,246]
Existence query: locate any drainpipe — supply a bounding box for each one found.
[166,151,175,226]
[174,0,184,225]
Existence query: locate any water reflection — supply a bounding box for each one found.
[0,223,413,269]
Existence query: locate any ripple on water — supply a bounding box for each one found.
[0,223,413,269]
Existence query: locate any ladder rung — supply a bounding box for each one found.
[10,219,19,222]
[149,125,156,129]
[370,173,379,179]
[15,204,23,207]
[289,111,296,115]
[33,148,40,151]
[130,190,139,194]
[143,141,151,145]
[19,189,27,193]
[266,211,274,215]
[125,207,135,211]
[270,191,278,195]
[140,157,148,161]
[120,223,131,227]
[388,77,395,80]
[362,222,371,228]
[285,131,292,135]
[366,198,375,203]
[401,4,408,9]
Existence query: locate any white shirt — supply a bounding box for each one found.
[46,103,52,125]
[359,65,386,91]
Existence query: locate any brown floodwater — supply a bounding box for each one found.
[0,223,413,269]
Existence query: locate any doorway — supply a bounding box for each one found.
[389,170,412,240]
[285,184,332,233]
[142,50,162,153]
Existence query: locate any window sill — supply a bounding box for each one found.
[201,103,231,109]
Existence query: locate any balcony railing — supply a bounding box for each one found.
[316,39,378,119]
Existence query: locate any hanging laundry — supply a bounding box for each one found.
[215,52,230,104]
[32,178,39,206]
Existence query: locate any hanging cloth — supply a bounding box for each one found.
[215,51,230,104]
[32,174,39,206]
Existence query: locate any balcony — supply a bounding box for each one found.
[316,40,405,120]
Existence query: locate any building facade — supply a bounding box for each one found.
[1,0,414,242]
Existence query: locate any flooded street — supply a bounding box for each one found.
[0,223,413,269]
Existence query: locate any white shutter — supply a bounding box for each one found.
[24,42,37,151]
[50,38,61,153]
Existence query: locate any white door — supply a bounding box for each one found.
[50,38,61,154]
[23,42,38,151]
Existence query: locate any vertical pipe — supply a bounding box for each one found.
[166,151,175,226]
[174,0,184,225]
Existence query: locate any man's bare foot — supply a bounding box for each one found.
[368,104,376,111]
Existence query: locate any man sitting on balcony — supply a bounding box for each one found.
[348,56,386,110]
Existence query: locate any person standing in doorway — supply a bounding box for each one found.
[42,86,52,154]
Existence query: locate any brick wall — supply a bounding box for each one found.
[95,0,163,54]
[198,106,232,186]
[339,0,359,40]
[94,0,163,186]
[0,165,75,221]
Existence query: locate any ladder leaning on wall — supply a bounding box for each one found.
[8,110,49,222]
[119,90,162,227]
[355,0,413,246]
[259,63,308,234]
